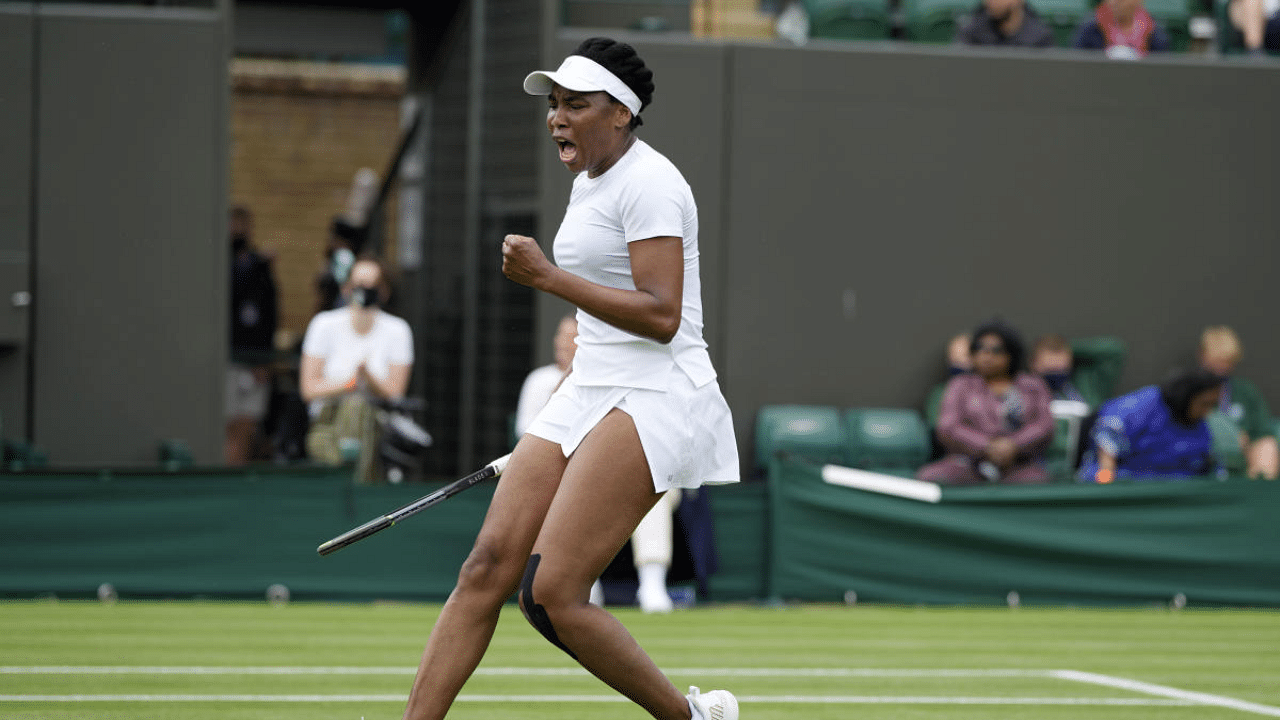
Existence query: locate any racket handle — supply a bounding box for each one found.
[316,515,394,556]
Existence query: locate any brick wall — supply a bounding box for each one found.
[230,59,406,341]
[690,0,777,38]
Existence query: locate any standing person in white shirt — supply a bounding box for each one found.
[514,314,578,438]
[400,37,739,720]
[299,257,413,484]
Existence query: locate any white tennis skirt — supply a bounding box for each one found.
[525,369,740,492]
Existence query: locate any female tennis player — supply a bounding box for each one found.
[400,37,739,720]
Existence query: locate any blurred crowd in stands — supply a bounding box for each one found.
[918,319,1277,485]
[226,202,421,484]
[789,0,1278,57]
[234,199,1277,488]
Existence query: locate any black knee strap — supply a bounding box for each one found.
[519,554,578,660]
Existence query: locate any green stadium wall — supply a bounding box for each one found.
[2,466,1275,607]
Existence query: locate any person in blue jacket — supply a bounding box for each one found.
[1078,369,1224,483]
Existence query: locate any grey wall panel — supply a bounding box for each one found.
[35,14,226,464]
[0,6,34,440]
[721,45,1280,468]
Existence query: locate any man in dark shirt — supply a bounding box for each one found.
[226,206,278,465]
[956,0,1056,46]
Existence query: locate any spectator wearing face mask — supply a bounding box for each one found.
[300,257,413,483]
[1031,334,1088,405]
[924,333,973,427]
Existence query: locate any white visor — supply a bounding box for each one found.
[523,55,642,116]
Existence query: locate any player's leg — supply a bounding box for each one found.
[401,434,567,720]
[518,408,692,719]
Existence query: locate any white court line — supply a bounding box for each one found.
[0,667,418,676]
[1055,670,1280,718]
[0,694,1194,705]
[5,666,1278,715]
[0,666,1050,677]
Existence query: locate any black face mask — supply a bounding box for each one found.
[352,286,381,308]
[1042,371,1071,392]
[231,234,249,254]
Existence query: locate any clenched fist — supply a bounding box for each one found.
[502,234,554,289]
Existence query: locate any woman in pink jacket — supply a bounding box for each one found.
[918,319,1055,485]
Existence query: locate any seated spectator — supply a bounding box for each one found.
[955,0,1056,47]
[946,332,974,377]
[1031,334,1089,405]
[925,332,973,428]
[1227,0,1280,57]
[1072,0,1170,58]
[917,320,1055,485]
[1030,333,1092,471]
[1078,369,1224,483]
[1198,326,1278,479]
[300,257,413,484]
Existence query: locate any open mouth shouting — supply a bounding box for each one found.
[554,136,577,165]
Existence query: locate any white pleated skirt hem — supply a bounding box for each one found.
[525,370,740,492]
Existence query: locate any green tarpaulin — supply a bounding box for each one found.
[0,468,494,601]
[765,456,1280,606]
[2,462,1275,607]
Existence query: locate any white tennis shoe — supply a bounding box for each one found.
[686,685,738,720]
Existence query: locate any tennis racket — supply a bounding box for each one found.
[317,453,512,556]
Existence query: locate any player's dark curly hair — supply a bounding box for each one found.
[572,37,654,129]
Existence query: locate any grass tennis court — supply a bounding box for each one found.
[2,599,1278,719]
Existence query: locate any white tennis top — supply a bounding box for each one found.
[301,307,414,415]
[552,139,716,391]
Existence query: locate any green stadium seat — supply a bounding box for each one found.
[901,0,975,41]
[3,439,47,471]
[1,410,48,471]
[158,438,194,471]
[1214,0,1243,53]
[1029,0,1093,45]
[754,405,848,470]
[1044,416,1076,478]
[805,0,893,40]
[842,407,932,472]
[1206,410,1247,475]
[1069,336,1126,408]
[1142,0,1193,49]
[924,381,947,429]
